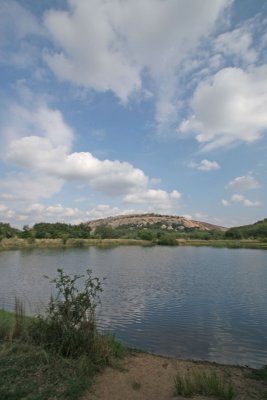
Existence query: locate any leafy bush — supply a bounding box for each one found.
[138,229,155,241]
[29,269,103,357]
[157,233,177,246]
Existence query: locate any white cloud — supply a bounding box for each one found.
[3,104,73,152]
[86,204,135,220]
[43,0,231,116]
[0,173,63,202]
[62,152,149,196]
[7,138,150,197]
[226,175,260,191]
[3,97,181,208]
[2,201,137,226]
[214,27,257,65]
[27,203,80,218]
[124,189,181,211]
[222,194,261,207]
[182,214,193,220]
[179,66,267,150]
[0,0,43,67]
[0,203,15,219]
[188,159,220,171]
[0,193,17,201]
[222,199,230,207]
[195,212,208,220]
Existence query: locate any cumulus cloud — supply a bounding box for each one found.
[124,189,181,211]
[222,194,261,207]
[3,98,181,210]
[27,203,80,218]
[5,202,84,226]
[0,173,63,202]
[3,104,73,152]
[7,138,149,197]
[85,204,135,220]
[226,175,260,191]
[43,0,230,117]
[179,66,267,150]
[188,159,220,171]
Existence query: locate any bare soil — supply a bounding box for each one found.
[83,353,266,400]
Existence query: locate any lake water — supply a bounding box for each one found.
[0,245,267,368]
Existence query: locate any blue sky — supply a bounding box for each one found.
[0,0,266,228]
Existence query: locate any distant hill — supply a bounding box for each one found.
[225,218,267,239]
[86,213,226,233]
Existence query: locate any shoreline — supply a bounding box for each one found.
[1,311,266,399]
[0,237,267,251]
[83,352,267,400]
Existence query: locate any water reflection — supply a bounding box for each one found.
[0,246,267,367]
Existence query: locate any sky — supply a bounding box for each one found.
[0,0,266,228]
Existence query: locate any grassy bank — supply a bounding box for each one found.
[177,238,267,250]
[1,307,267,400]
[1,237,267,251]
[0,270,127,400]
[0,238,150,251]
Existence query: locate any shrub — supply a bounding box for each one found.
[158,233,177,246]
[29,269,103,357]
[138,229,155,241]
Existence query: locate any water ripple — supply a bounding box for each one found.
[1,246,267,367]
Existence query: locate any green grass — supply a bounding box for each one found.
[0,310,15,339]
[174,369,235,399]
[250,365,267,381]
[0,267,128,400]
[0,342,97,400]
[178,239,267,250]
[1,237,267,251]
[0,237,151,251]
[0,319,127,400]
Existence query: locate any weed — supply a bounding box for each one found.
[29,268,103,357]
[11,298,25,340]
[251,365,267,381]
[132,380,141,390]
[0,269,127,399]
[0,342,95,400]
[174,369,235,399]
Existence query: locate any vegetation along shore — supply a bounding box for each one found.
[0,214,267,251]
[1,269,267,400]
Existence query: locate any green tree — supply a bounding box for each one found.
[94,224,116,239]
[138,229,155,241]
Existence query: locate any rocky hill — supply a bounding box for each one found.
[86,213,226,232]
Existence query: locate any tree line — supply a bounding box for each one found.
[0,218,266,242]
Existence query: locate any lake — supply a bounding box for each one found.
[0,245,267,368]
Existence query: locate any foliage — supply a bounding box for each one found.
[225,218,267,239]
[93,224,117,239]
[0,223,19,239]
[157,233,177,245]
[251,365,267,381]
[29,269,103,357]
[2,217,266,244]
[31,222,91,239]
[0,342,95,400]
[137,229,155,241]
[174,369,235,399]
[0,268,127,399]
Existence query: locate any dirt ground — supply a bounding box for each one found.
[83,353,266,400]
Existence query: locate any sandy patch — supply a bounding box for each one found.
[83,353,266,400]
